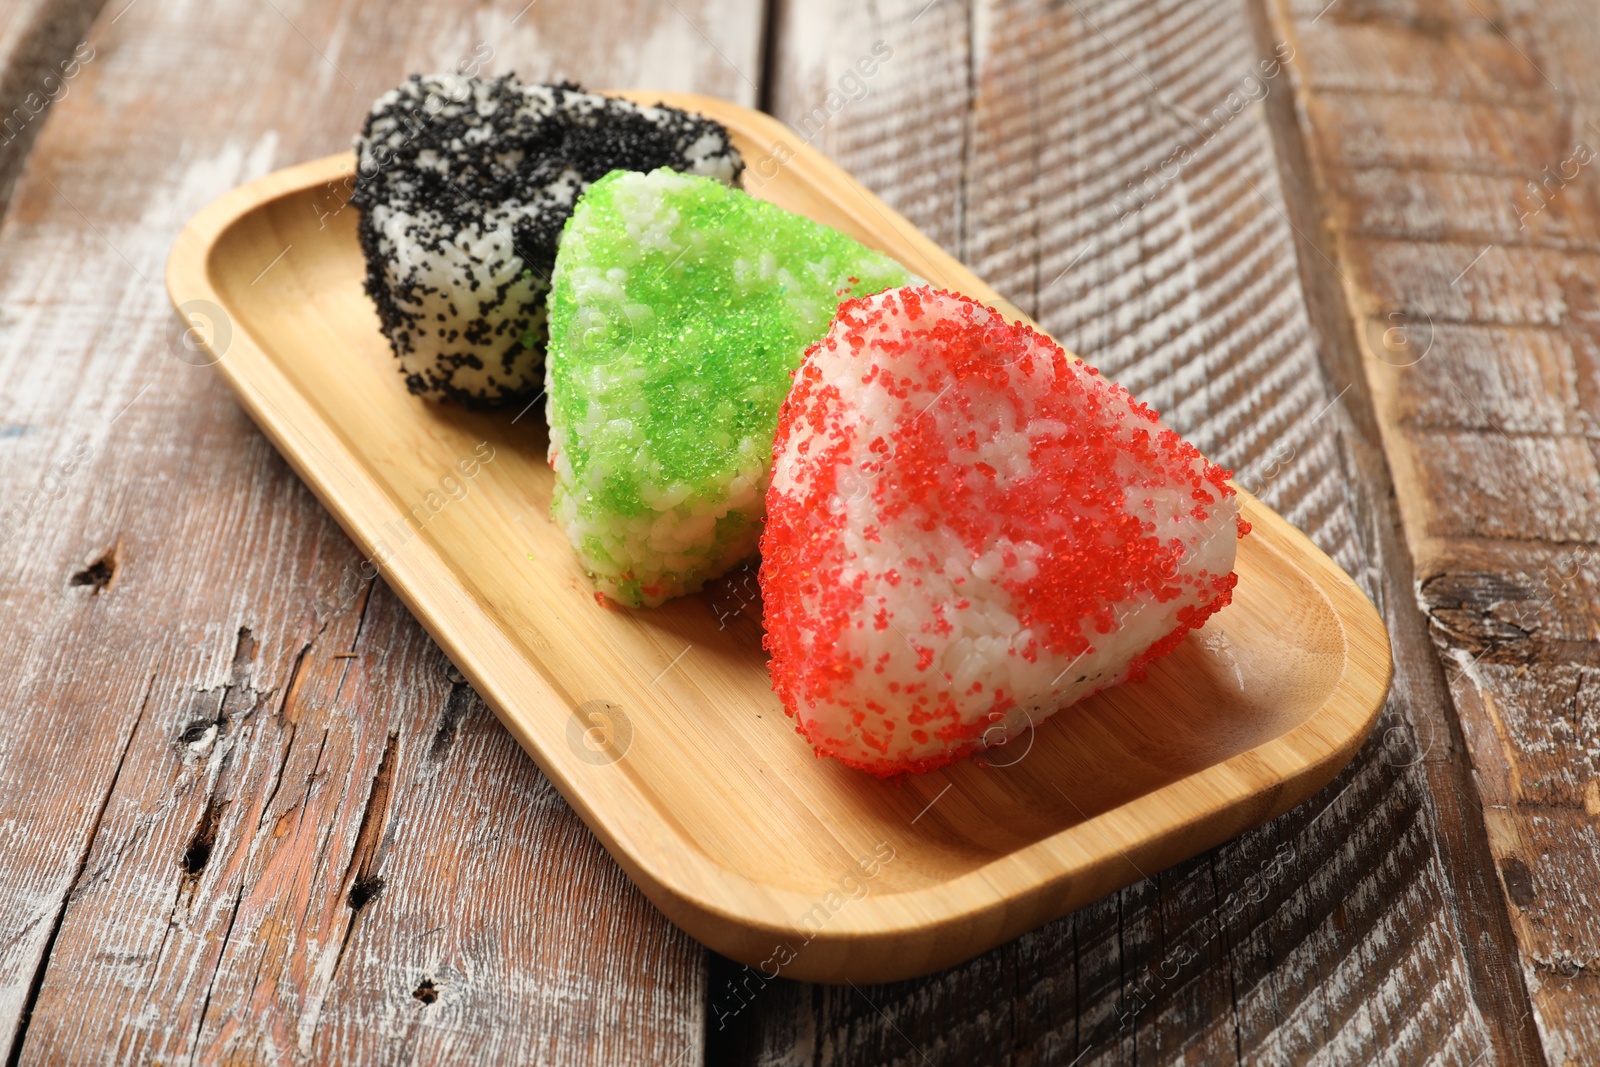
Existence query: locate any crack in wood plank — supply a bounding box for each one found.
[428,681,475,763]
[254,646,311,830]
[2,670,152,1067]
[305,731,399,1054]
[184,881,245,1067]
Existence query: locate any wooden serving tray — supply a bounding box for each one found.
[165,93,1392,984]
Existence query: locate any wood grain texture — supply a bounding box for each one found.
[723,0,1548,1062]
[1269,0,1600,1059]
[0,0,105,211]
[0,0,762,1063]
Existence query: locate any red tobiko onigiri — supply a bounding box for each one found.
[760,285,1249,777]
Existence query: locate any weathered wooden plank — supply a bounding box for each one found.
[1271,0,1600,1058]
[1330,168,1600,250]
[1419,540,1600,652]
[0,0,104,209]
[721,0,1547,1063]
[0,0,761,1063]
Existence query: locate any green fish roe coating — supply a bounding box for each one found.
[546,168,916,607]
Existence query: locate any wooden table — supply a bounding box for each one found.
[0,0,1590,1062]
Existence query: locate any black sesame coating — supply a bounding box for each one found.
[351,75,745,408]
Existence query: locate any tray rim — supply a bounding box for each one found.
[165,96,1393,983]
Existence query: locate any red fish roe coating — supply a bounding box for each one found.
[761,286,1247,777]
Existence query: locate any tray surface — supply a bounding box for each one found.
[165,93,1392,983]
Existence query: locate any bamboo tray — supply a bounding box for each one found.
[165,92,1392,984]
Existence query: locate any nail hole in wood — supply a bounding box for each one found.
[70,549,118,593]
[180,721,215,745]
[182,801,221,876]
[347,876,385,910]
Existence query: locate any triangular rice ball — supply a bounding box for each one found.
[546,168,916,606]
[761,286,1248,776]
